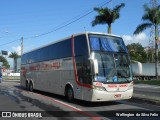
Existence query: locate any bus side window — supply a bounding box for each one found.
[76,56,92,85]
[74,35,92,85]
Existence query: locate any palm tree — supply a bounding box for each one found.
[92,3,125,34]
[134,4,160,80]
[9,52,20,72]
[0,56,10,68]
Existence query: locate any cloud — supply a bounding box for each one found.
[122,33,149,47]
[12,46,21,55]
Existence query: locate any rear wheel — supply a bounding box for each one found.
[66,87,74,102]
[29,82,34,92]
[26,81,29,90]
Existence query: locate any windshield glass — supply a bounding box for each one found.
[94,53,116,82]
[89,34,132,83]
[94,52,132,83]
[89,34,128,53]
[115,54,131,82]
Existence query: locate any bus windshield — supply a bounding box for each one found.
[89,34,132,83]
[94,52,132,83]
[89,34,128,53]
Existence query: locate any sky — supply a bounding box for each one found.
[0,0,159,67]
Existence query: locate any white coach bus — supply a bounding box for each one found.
[21,32,133,102]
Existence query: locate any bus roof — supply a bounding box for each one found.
[23,32,122,55]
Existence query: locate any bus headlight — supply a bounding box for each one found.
[128,81,133,90]
[93,86,106,91]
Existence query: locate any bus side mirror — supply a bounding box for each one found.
[92,59,98,75]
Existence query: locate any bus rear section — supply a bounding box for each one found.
[21,32,133,102]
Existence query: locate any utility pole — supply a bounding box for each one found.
[21,37,23,55]
[148,0,159,80]
[148,0,160,63]
[148,0,158,63]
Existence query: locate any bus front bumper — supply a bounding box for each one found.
[90,89,133,102]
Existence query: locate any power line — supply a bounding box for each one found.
[0,38,21,47]
[25,0,112,39]
[0,0,112,46]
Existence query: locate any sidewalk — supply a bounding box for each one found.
[132,84,160,106]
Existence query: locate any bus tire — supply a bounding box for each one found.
[29,82,34,92]
[66,87,74,102]
[26,81,29,90]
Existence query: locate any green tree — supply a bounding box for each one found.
[147,49,160,63]
[92,3,125,34]
[134,4,160,80]
[9,52,20,72]
[0,56,10,69]
[147,48,154,63]
[127,43,147,63]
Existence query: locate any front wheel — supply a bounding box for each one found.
[66,87,74,102]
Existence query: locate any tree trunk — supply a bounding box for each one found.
[108,24,112,34]
[15,58,17,73]
[14,59,17,73]
[155,24,159,80]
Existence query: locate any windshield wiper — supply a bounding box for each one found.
[120,76,130,83]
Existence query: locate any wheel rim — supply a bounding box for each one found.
[30,83,33,91]
[26,82,29,90]
[68,88,73,100]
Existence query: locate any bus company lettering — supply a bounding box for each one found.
[29,65,40,71]
[119,84,128,87]
[108,84,118,88]
[108,84,128,88]
[29,62,60,71]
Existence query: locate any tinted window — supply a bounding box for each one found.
[74,34,91,84]
[89,36,100,50]
[22,39,72,64]
[74,35,89,56]
[89,34,128,53]
[76,55,92,85]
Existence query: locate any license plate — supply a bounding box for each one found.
[114,94,121,98]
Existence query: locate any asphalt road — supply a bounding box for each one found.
[0,82,160,120]
[134,84,160,97]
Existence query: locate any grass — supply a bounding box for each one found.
[2,76,20,80]
[135,80,160,86]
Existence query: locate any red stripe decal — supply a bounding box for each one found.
[71,35,92,88]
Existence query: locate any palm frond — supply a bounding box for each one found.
[94,7,110,15]
[142,4,160,24]
[111,3,125,23]
[157,5,160,11]
[142,13,150,21]
[134,23,153,35]
[94,7,102,15]
[143,4,150,12]
[113,3,125,13]
[92,3,125,33]
[92,15,106,26]
[9,52,20,59]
